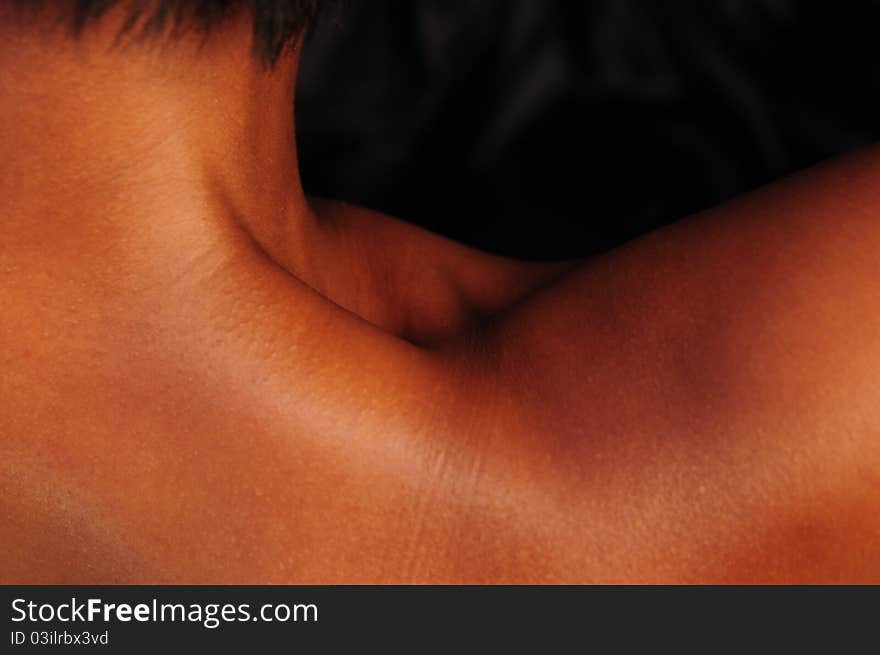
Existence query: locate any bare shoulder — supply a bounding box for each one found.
[445,147,880,581]
[488,145,880,414]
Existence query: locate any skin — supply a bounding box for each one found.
[1,10,878,583]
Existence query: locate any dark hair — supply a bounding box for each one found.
[10,1,333,64]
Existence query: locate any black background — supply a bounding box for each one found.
[296,0,880,259]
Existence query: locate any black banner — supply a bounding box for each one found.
[1,586,875,652]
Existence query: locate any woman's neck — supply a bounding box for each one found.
[0,8,321,292]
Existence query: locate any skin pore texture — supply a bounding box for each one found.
[1,8,879,584]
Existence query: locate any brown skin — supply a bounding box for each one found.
[1,11,878,584]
